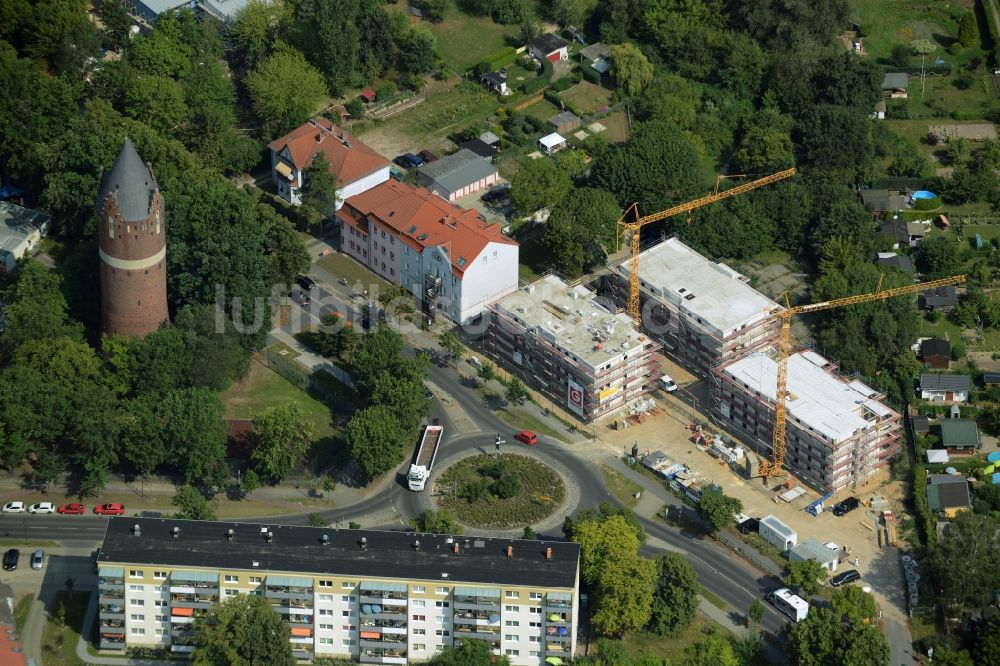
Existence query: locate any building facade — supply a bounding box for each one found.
[487,275,663,422]
[712,349,903,493]
[96,138,169,338]
[268,119,390,210]
[97,518,580,665]
[606,238,783,377]
[337,180,518,324]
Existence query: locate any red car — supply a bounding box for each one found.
[57,503,86,515]
[514,430,538,446]
[94,503,125,516]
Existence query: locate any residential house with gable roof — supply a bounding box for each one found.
[337,180,519,323]
[267,119,390,210]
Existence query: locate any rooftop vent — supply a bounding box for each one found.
[252,561,260,568]
[506,546,513,558]
[172,526,180,539]
[226,528,234,542]
[321,534,329,547]
[132,524,141,537]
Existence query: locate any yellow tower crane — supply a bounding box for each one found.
[616,168,797,324]
[757,273,967,481]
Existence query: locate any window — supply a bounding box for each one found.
[529,621,541,628]
[505,634,519,642]
[530,650,541,657]
[155,585,168,593]
[435,629,450,637]
[413,643,426,651]
[153,600,166,608]
[505,649,519,656]
[411,600,425,608]
[319,638,333,645]
[130,628,145,636]
[529,592,542,600]
[129,599,144,607]
[249,576,262,584]
[505,620,519,627]
[130,614,144,621]
[319,624,333,631]
[129,570,142,578]
[319,594,333,602]
[342,625,356,632]
[155,615,167,623]
[341,595,355,603]
[155,628,167,637]
[107,218,114,239]
[341,582,354,589]
[342,639,356,647]
[435,645,445,653]
[505,591,519,599]
[529,635,540,643]
[412,614,426,622]
[342,610,353,617]
[435,601,449,608]
[129,585,143,591]
[505,605,517,612]
[153,572,166,580]
[413,628,426,636]
[435,587,448,595]
[529,607,541,615]
[319,609,333,617]
[224,575,238,583]
[412,586,425,594]
[319,580,333,588]
[224,589,237,597]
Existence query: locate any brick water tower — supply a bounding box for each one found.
[96,138,169,338]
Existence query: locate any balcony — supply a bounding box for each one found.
[170,595,215,610]
[359,592,406,604]
[98,593,124,605]
[360,649,407,664]
[171,644,196,654]
[99,619,125,630]
[99,632,126,650]
[266,586,314,600]
[453,626,501,640]
[270,599,314,613]
[99,604,124,620]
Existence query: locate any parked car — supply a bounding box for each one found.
[832,497,861,516]
[295,274,317,291]
[830,569,861,587]
[660,375,678,392]
[514,430,538,446]
[94,503,125,516]
[2,501,24,513]
[393,153,424,169]
[417,149,438,163]
[30,549,44,570]
[289,289,311,307]
[28,502,55,514]
[57,503,86,515]
[389,167,405,182]
[2,549,18,571]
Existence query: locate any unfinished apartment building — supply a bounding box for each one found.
[487,275,662,421]
[712,349,903,493]
[607,238,783,376]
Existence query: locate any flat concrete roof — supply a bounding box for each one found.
[722,349,896,443]
[492,275,651,374]
[617,238,782,338]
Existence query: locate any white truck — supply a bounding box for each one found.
[408,424,444,491]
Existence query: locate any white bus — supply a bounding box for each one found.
[766,587,809,622]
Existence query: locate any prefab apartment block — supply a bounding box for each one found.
[96,517,580,665]
[712,349,902,493]
[487,275,662,422]
[607,238,783,376]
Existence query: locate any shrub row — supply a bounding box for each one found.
[912,464,937,547]
[520,59,553,94]
[893,63,953,75]
[581,64,602,84]
[469,46,518,76]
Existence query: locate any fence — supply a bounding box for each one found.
[259,348,354,404]
[717,531,785,578]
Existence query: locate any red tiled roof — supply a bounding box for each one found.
[359,89,376,102]
[337,180,516,278]
[267,119,389,187]
[0,623,26,666]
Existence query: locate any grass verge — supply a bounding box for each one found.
[42,591,89,666]
[619,614,725,663]
[13,593,32,633]
[599,464,643,509]
[494,408,566,442]
[699,586,728,610]
[436,454,565,528]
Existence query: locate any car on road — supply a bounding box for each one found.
[2,501,24,513]
[830,569,861,587]
[57,503,86,515]
[417,149,438,163]
[30,549,44,570]
[28,502,55,514]
[393,153,424,169]
[295,274,317,291]
[514,430,538,446]
[832,496,860,516]
[289,289,311,307]
[3,548,18,571]
[94,503,125,516]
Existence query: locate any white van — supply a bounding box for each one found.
[660,375,677,392]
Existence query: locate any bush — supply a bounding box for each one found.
[954,70,975,89]
[913,464,937,547]
[460,478,490,502]
[375,82,397,101]
[948,42,964,57]
[915,195,943,211]
[525,114,547,133]
[551,77,575,93]
[582,65,601,84]
[890,44,912,67]
[520,59,553,94]
[345,98,364,119]
[952,341,966,359]
[493,473,522,498]
[887,100,910,120]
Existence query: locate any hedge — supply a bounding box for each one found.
[551,77,575,93]
[543,89,583,117]
[520,59,553,94]
[471,47,518,75]
[581,65,601,84]
[912,464,937,547]
[915,195,943,211]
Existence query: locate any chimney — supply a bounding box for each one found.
[226,528,234,542]
[266,530,274,544]
[321,534,329,547]
[132,524,141,537]
[545,547,552,560]
[506,546,513,558]
[171,526,180,539]
[361,537,368,551]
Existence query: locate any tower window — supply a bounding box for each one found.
[108,218,114,239]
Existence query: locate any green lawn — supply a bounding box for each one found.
[618,615,728,664]
[523,97,562,125]
[598,111,631,143]
[317,252,393,293]
[559,81,612,115]
[42,591,89,666]
[494,407,567,442]
[858,0,968,63]
[599,464,642,509]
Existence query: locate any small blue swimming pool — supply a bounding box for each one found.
[988,452,1000,463]
[913,190,937,199]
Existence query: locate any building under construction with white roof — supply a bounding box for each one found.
[606,238,783,376]
[711,349,902,492]
[486,275,662,421]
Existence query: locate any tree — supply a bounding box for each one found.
[251,405,314,483]
[240,469,260,499]
[372,371,431,438]
[420,0,449,22]
[928,511,1000,610]
[697,486,742,533]
[573,514,643,585]
[346,405,406,481]
[307,512,328,527]
[401,28,438,74]
[648,552,699,636]
[916,235,964,278]
[411,509,463,534]
[591,550,655,636]
[492,473,521,498]
[521,526,537,539]
[510,157,572,215]
[976,615,1000,666]
[192,594,295,666]
[172,485,217,521]
[477,362,497,384]
[610,43,653,97]
[300,153,339,217]
[124,74,189,133]
[231,0,282,68]
[158,388,228,485]
[430,640,510,665]
[889,44,911,67]
[1,261,84,361]
[98,0,132,52]
[734,108,795,173]
[351,324,406,396]
[785,603,890,666]
[783,559,828,596]
[684,626,739,666]
[552,0,597,27]
[958,12,978,48]
[747,598,765,626]
[438,331,464,364]
[830,585,879,625]
[246,47,328,136]
[504,377,528,408]
[542,187,622,276]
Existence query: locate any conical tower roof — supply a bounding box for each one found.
[97,137,158,222]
